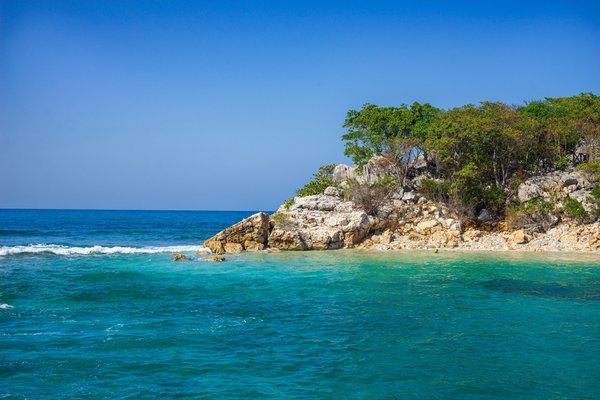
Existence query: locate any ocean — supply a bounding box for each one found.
[1,209,600,399]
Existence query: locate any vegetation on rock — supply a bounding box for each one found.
[343,177,399,215]
[339,93,600,220]
[295,165,335,197]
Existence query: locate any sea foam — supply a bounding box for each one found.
[0,244,207,256]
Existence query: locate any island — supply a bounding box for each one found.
[205,93,600,254]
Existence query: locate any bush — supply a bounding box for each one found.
[419,178,450,203]
[562,196,589,222]
[445,163,506,220]
[282,198,295,209]
[344,177,399,215]
[591,185,600,201]
[271,213,288,222]
[555,155,570,170]
[296,166,335,197]
[506,198,556,229]
[588,185,600,221]
[577,161,600,181]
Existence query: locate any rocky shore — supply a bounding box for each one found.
[204,161,600,255]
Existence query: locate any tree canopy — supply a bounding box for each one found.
[341,93,600,218]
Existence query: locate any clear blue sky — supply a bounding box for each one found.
[1,1,599,210]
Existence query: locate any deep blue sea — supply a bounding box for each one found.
[1,209,600,399]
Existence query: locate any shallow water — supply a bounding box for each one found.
[1,210,600,399]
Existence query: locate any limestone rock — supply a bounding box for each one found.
[512,229,529,244]
[203,212,270,254]
[324,186,341,197]
[560,233,579,244]
[402,191,417,203]
[518,182,543,203]
[417,219,439,232]
[268,227,307,250]
[332,164,359,183]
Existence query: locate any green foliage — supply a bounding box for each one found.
[507,198,556,229]
[555,155,570,171]
[342,102,441,167]
[419,178,450,203]
[296,166,335,197]
[282,198,295,209]
[271,213,288,222]
[318,164,336,175]
[519,198,555,214]
[562,196,589,222]
[577,161,600,180]
[339,93,599,221]
[591,185,600,200]
[588,185,600,221]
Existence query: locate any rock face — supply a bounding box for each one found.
[269,193,377,250]
[203,212,270,254]
[201,165,600,254]
[517,182,543,203]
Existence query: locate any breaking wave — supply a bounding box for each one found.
[0,244,208,256]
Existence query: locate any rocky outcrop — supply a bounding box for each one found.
[203,212,270,254]
[202,167,600,254]
[269,192,377,250]
[517,169,596,214]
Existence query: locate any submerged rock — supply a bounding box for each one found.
[204,255,226,262]
[172,253,189,261]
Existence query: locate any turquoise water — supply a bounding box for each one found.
[1,210,600,399]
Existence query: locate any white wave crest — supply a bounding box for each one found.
[0,244,209,256]
[0,304,14,309]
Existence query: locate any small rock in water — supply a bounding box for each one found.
[195,249,211,256]
[204,255,226,262]
[173,253,189,261]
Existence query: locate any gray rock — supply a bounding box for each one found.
[324,186,341,197]
[402,191,417,202]
[517,182,543,203]
[562,177,579,187]
[332,164,360,183]
[477,209,495,223]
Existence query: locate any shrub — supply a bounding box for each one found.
[282,198,295,209]
[506,198,556,229]
[577,161,600,182]
[271,213,288,222]
[419,178,450,203]
[591,185,600,201]
[555,155,570,170]
[562,196,589,222]
[344,177,399,215]
[588,185,600,221]
[296,166,335,197]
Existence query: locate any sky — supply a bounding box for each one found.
[1,1,599,211]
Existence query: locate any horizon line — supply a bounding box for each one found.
[0,207,274,213]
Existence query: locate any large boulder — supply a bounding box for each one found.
[203,212,270,254]
[268,194,379,250]
[517,182,543,203]
[362,155,402,184]
[332,164,360,184]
